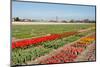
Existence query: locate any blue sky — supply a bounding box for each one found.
[12,1,95,21]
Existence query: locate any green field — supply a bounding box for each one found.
[12,23,95,39]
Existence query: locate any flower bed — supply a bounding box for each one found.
[11,32,82,65]
[38,35,95,64]
[40,46,84,64]
[12,32,78,49]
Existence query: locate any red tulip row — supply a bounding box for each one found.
[39,35,95,64]
[12,32,78,49]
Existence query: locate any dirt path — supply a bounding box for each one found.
[78,27,95,33]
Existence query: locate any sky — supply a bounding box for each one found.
[12,1,96,21]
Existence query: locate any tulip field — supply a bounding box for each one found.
[11,23,96,66]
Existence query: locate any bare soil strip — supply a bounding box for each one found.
[12,22,95,25]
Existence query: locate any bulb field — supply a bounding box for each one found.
[12,23,96,66]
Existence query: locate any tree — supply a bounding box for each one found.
[14,17,20,21]
[70,19,74,23]
[61,20,67,23]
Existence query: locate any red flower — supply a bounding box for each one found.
[12,32,77,49]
